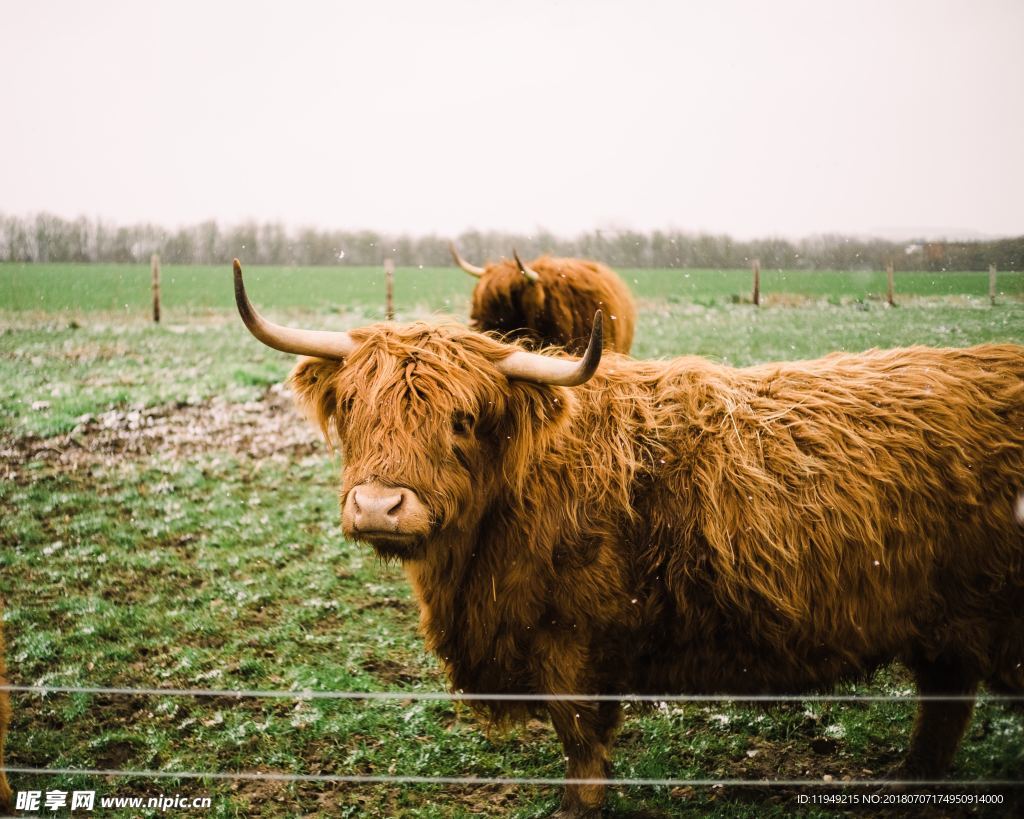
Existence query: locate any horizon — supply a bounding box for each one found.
[4,211,1020,246]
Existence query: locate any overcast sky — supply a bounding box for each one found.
[2,0,1021,240]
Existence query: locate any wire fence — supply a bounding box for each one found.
[5,683,1020,703]
[5,765,1021,789]
[5,683,1022,789]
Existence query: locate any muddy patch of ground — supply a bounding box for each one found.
[1,383,323,480]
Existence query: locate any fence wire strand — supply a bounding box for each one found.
[5,766,1021,789]
[5,685,1022,790]
[3,684,1019,703]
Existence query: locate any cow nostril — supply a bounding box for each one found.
[350,486,408,527]
[387,492,405,517]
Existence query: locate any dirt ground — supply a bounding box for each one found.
[1,384,323,482]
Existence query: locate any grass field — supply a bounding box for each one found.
[2,264,1023,817]
[2,262,1022,313]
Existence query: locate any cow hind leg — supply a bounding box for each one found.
[0,693,9,811]
[0,680,10,809]
[548,700,622,818]
[901,657,978,778]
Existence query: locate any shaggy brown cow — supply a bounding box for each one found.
[233,260,1024,817]
[450,242,635,355]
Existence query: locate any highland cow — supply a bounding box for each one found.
[234,260,1024,817]
[450,242,635,355]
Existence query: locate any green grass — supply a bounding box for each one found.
[6,459,1022,817]
[0,264,472,314]
[2,265,1023,816]
[631,267,1024,301]
[3,298,1023,439]
[1,262,1022,313]
[0,310,375,438]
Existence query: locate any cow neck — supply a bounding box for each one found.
[402,492,554,686]
[402,527,473,655]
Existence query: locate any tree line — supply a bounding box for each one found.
[2,213,1021,271]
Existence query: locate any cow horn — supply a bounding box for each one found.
[233,259,357,360]
[498,311,603,386]
[512,249,541,283]
[449,242,485,277]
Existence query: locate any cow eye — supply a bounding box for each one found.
[452,412,475,436]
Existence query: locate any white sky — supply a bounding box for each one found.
[1,0,1022,240]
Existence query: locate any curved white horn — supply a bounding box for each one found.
[512,249,541,283]
[449,242,485,277]
[498,311,603,386]
[233,259,357,360]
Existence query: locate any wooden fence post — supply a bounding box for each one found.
[151,254,161,323]
[384,258,395,321]
[752,258,760,306]
[989,264,997,306]
[886,260,894,307]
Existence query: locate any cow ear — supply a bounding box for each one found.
[288,356,343,442]
[520,279,546,312]
[499,382,572,493]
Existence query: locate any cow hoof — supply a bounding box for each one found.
[892,758,946,781]
[552,806,603,818]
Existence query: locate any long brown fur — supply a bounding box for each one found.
[468,255,636,355]
[289,325,1024,815]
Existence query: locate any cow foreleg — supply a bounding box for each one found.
[0,684,10,810]
[901,657,978,778]
[547,699,621,818]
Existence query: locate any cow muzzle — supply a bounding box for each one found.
[342,482,432,554]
